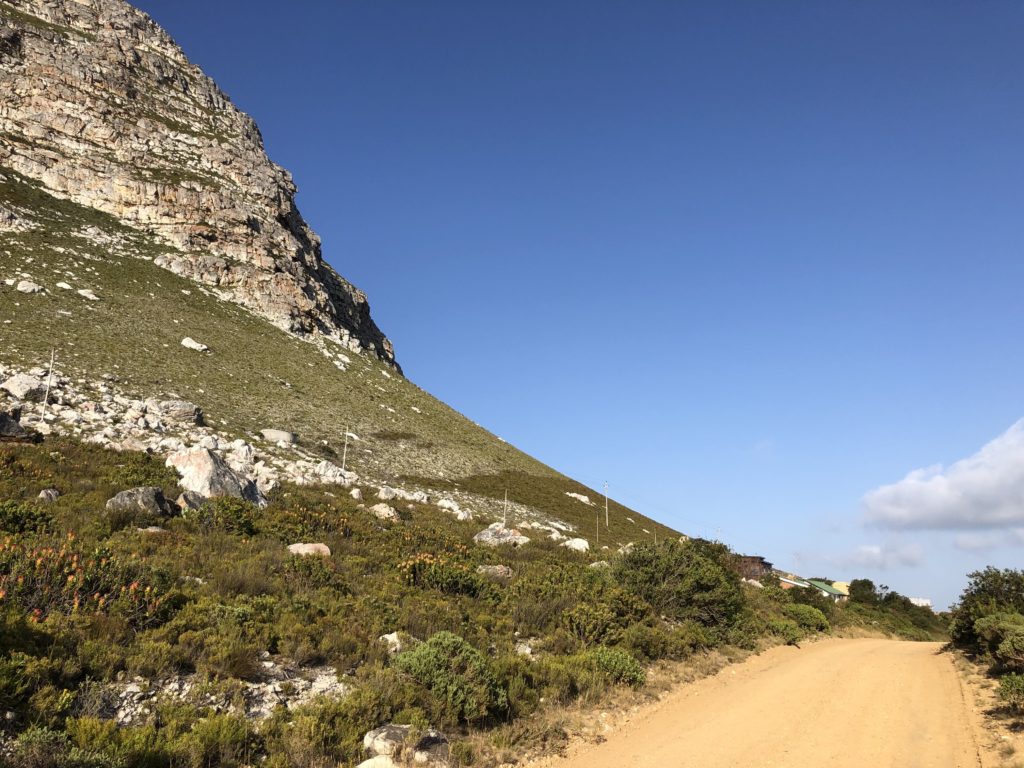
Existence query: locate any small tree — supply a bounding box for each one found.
[848,578,878,604]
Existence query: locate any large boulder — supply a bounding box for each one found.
[361,724,449,767]
[165,447,266,507]
[0,406,39,443]
[260,428,295,444]
[363,724,411,757]
[1,373,46,402]
[105,487,173,520]
[476,564,514,582]
[288,542,331,557]
[369,503,400,522]
[473,522,530,548]
[560,538,590,553]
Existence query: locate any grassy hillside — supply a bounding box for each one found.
[0,168,677,547]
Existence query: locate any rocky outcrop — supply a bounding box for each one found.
[165,446,266,506]
[105,486,173,518]
[0,0,397,367]
[473,523,530,548]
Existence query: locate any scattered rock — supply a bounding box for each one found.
[473,523,530,548]
[0,406,38,443]
[260,428,295,444]
[77,288,99,300]
[363,724,412,757]
[437,497,472,521]
[476,564,514,581]
[150,399,202,425]
[412,729,450,766]
[166,447,266,506]
[180,337,209,352]
[37,488,60,502]
[588,560,611,570]
[560,538,590,553]
[175,491,205,513]
[369,503,399,522]
[288,542,331,557]
[377,486,398,501]
[515,640,534,658]
[1,373,47,402]
[378,632,406,655]
[136,526,167,534]
[105,487,172,518]
[15,280,42,293]
[565,492,594,505]
[356,757,398,768]
[350,487,363,501]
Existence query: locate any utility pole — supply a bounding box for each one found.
[38,349,55,426]
[604,481,609,528]
[503,489,508,527]
[340,426,350,476]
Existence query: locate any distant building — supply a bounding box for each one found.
[805,579,848,603]
[778,575,811,591]
[831,581,851,598]
[734,555,773,580]
[909,597,933,609]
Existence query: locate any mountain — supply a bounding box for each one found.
[0,0,677,546]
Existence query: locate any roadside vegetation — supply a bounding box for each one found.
[950,568,1024,716]
[0,437,950,768]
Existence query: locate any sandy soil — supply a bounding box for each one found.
[531,638,982,768]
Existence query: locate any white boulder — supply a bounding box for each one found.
[561,538,590,553]
[180,337,209,352]
[165,447,266,507]
[473,523,530,548]
[288,542,331,557]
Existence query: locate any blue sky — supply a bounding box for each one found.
[134,1,1024,609]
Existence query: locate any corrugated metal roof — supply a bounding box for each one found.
[831,581,851,596]
[806,579,844,595]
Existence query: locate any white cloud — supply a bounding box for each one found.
[953,528,1024,552]
[863,419,1024,530]
[840,542,924,569]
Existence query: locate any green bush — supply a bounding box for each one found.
[613,540,744,628]
[999,673,1024,711]
[768,618,803,645]
[972,613,1024,673]
[0,500,50,533]
[196,498,258,536]
[586,646,645,687]
[400,553,482,597]
[563,603,621,647]
[394,631,506,724]
[950,567,1024,649]
[783,603,830,633]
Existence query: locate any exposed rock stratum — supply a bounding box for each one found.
[0,0,396,365]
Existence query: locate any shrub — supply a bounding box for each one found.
[394,631,506,724]
[563,603,621,647]
[196,498,258,536]
[999,673,1024,711]
[0,535,177,628]
[586,646,645,687]
[613,540,744,628]
[105,452,180,491]
[973,613,1024,672]
[951,567,1024,649]
[783,604,830,633]
[400,553,482,597]
[0,500,50,533]
[768,618,803,645]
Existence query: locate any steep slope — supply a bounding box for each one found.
[0,0,393,362]
[0,0,678,546]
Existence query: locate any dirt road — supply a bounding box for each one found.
[537,639,980,768]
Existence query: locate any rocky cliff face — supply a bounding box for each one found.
[0,0,397,366]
